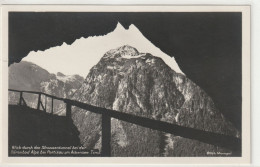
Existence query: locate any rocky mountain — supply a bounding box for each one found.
[71,45,240,156]
[9,61,84,115]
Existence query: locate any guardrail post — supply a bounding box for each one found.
[66,103,71,118]
[51,98,54,114]
[45,95,47,112]
[66,102,72,133]
[101,113,111,157]
[37,94,41,110]
[19,92,23,106]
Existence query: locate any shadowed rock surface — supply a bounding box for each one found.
[8,105,82,156]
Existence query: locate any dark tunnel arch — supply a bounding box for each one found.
[8,12,242,131]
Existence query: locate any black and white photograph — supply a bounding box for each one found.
[0,5,251,164]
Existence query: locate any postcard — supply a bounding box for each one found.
[0,5,250,164]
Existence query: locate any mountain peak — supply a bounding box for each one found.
[105,45,140,58]
[118,44,135,49]
[117,45,139,56]
[57,72,65,77]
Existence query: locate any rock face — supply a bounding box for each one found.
[71,45,239,156]
[9,61,84,115]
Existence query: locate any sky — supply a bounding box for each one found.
[22,22,183,77]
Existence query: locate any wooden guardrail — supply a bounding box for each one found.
[8,89,241,156]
